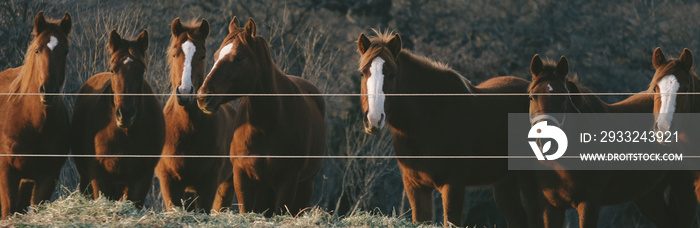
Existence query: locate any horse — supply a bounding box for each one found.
[526,54,695,228]
[155,18,236,213]
[356,30,530,227]
[647,47,699,227]
[0,11,71,219]
[71,30,165,207]
[196,17,326,216]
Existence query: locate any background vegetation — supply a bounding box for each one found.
[2,0,699,227]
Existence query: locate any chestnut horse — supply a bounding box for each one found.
[647,47,699,227]
[71,30,165,207]
[155,18,236,213]
[0,11,71,219]
[356,30,530,227]
[526,54,694,228]
[196,17,325,216]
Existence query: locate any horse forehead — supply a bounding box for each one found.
[217,42,236,61]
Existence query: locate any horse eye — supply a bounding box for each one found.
[233,56,244,63]
[35,49,39,53]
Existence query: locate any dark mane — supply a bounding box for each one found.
[360,29,474,93]
[649,58,699,90]
[530,59,608,112]
[167,19,206,68]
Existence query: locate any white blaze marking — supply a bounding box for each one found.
[123,57,133,65]
[656,75,680,131]
[206,43,234,79]
[178,41,196,94]
[47,36,58,51]
[367,57,386,128]
[548,84,554,92]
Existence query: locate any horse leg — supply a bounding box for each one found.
[516,171,544,228]
[493,174,529,228]
[31,176,57,206]
[669,171,697,228]
[273,174,300,215]
[194,175,219,214]
[125,173,154,208]
[437,183,465,227]
[290,177,314,216]
[576,201,600,228]
[404,179,434,224]
[0,166,20,219]
[635,180,672,227]
[542,204,565,228]
[233,167,260,214]
[158,175,185,211]
[17,180,34,213]
[212,175,235,212]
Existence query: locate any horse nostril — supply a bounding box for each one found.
[379,113,385,125]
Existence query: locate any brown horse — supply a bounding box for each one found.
[71,30,165,207]
[356,30,530,227]
[155,18,236,213]
[196,17,326,216]
[526,54,694,228]
[647,47,699,227]
[0,11,71,219]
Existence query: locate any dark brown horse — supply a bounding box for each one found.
[647,47,699,227]
[196,17,326,216]
[0,11,71,219]
[155,18,236,213]
[356,30,530,227]
[526,54,693,228]
[71,30,165,207]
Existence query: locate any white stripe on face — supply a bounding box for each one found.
[178,41,196,94]
[207,43,234,79]
[47,36,58,51]
[367,57,386,128]
[123,57,133,65]
[548,84,554,92]
[656,75,680,131]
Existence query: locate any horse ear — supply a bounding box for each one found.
[171,18,184,37]
[136,30,149,52]
[34,11,47,35]
[244,18,256,37]
[556,56,569,79]
[60,12,71,35]
[199,19,210,38]
[108,30,121,53]
[530,54,544,77]
[652,47,667,70]
[228,16,240,33]
[679,48,694,69]
[357,33,371,54]
[387,34,402,57]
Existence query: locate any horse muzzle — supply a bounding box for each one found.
[39,85,59,106]
[176,86,195,106]
[197,96,221,115]
[363,112,385,135]
[115,107,137,128]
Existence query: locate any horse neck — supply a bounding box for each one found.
[608,91,654,113]
[385,52,474,132]
[244,56,285,129]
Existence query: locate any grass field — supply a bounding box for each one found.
[1,0,700,227]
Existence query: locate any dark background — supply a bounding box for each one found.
[2,0,699,227]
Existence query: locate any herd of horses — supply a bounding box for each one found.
[1,11,699,227]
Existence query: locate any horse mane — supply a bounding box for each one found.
[360,29,474,93]
[167,18,204,70]
[648,59,699,91]
[530,59,608,112]
[8,19,68,103]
